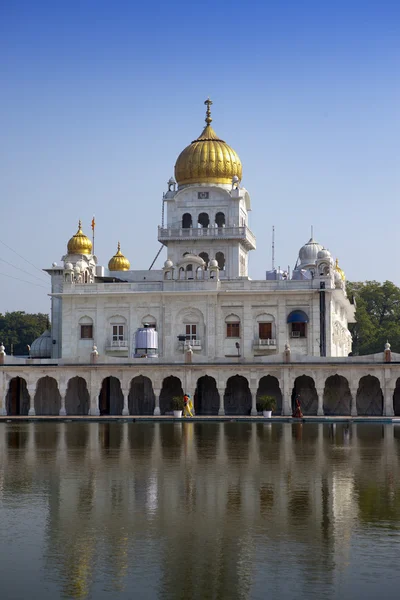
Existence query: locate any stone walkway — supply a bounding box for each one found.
[1,415,399,423]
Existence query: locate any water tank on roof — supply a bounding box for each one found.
[134,324,158,358]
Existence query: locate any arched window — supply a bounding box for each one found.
[225,314,240,338]
[198,213,209,228]
[179,267,185,280]
[186,264,193,279]
[196,266,204,280]
[216,252,225,271]
[199,252,209,269]
[287,310,309,338]
[182,213,192,228]
[215,212,225,227]
[84,271,89,284]
[255,313,275,341]
[79,316,93,340]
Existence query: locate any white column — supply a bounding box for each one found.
[122,388,129,416]
[27,383,36,416]
[383,384,395,417]
[153,388,161,416]
[89,385,100,416]
[350,381,358,417]
[0,372,6,415]
[218,386,225,416]
[250,386,258,416]
[282,370,292,416]
[59,385,67,416]
[316,387,324,416]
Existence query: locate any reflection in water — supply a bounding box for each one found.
[1,422,400,599]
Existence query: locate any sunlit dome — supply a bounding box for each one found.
[174,99,242,186]
[67,221,92,255]
[108,242,130,271]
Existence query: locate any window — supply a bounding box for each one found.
[291,322,306,338]
[227,322,240,338]
[80,325,93,339]
[112,325,124,341]
[185,324,197,340]
[216,252,225,271]
[259,322,272,340]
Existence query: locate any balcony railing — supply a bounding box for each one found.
[105,339,129,351]
[158,226,256,250]
[178,339,202,351]
[253,338,277,350]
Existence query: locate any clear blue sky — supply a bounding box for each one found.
[1,0,399,314]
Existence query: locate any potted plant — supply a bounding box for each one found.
[258,395,276,418]
[172,395,184,418]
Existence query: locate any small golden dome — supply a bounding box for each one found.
[175,99,242,186]
[108,242,130,271]
[335,258,346,281]
[67,220,92,255]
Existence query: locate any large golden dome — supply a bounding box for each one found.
[67,221,92,255]
[108,242,130,271]
[175,99,242,186]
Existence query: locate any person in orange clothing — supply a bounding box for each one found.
[183,393,194,417]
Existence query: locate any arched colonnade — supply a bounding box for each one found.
[1,370,399,417]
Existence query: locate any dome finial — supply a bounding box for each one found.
[78,219,82,230]
[117,241,121,252]
[204,97,213,125]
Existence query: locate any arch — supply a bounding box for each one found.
[256,376,282,415]
[323,375,351,415]
[224,375,252,415]
[216,252,225,271]
[6,377,30,415]
[98,376,123,416]
[356,375,383,416]
[194,376,219,415]
[179,267,185,280]
[215,212,225,227]
[128,375,155,415]
[159,376,184,414]
[198,213,209,228]
[199,252,209,269]
[65,376,90,415]
[142,314,157,329]
[393,378,400,416]
[182,213,192,228]
[34,376,61,415]
[196,266,204,280]
[186,264,193,279]
[292,376,318,415]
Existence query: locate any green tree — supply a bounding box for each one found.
[0,311,49,356]
[347,281,400,355]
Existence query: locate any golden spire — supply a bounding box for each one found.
[67,220,93,255]
[204,97,213,125]
[108,242,130,271]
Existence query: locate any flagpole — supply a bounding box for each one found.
[91,215,95,255]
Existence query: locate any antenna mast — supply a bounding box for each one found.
[272,225,275,270]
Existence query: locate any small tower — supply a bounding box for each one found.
[158,99,255,279]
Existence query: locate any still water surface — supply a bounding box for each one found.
[1,422,400,600]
